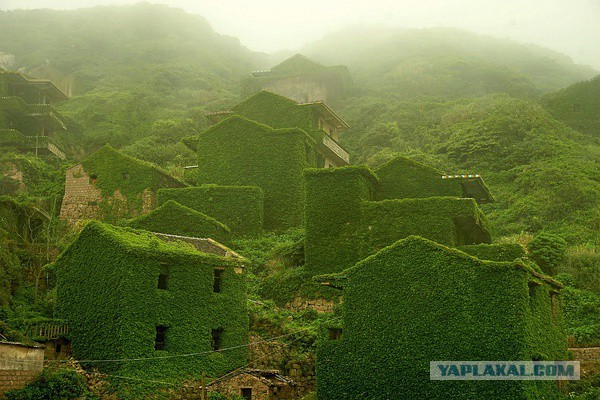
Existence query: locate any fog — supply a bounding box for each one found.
[3,0,600,69]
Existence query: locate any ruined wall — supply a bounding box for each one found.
[60,164,156,225]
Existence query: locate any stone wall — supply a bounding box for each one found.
[59,165,103,224]
[286,296,339,313]
[264,76,328,104]
[0,342,44,396]
[569,347,600,379]
[60,164,157,225]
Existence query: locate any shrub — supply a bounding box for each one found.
[528,232,567,275]
[5,368,90,400]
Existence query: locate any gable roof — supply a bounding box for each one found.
[80,145,186,191]
[183,114,315,152]
[127,200,231,242]
[315,235,562,290]
[269,54,326,74]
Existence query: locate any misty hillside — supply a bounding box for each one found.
[303,27,598,98]
[0,3,268,161]
[0,3,598,243]
[543,75,600,138]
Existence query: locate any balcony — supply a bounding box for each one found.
[318,134,350,166]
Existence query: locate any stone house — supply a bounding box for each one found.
[207,369,296,400]
[59,145,186,225]
[242,54,352,106]
[0,70,68,159]
[304,156,494,276]
[315,236,567,400]
[53,221,248,380]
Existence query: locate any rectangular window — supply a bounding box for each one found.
[328,328,343,340]
[211,328,223,351]
[155,326,167,350]
[550,292,559,321]
[158,263,169,290]
[241,388,252,400]
[213,268,223,293]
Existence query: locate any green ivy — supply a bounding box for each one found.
[54,221,248,382]
[316,236,566,400]
[183,115,316,231]
[127,200,231,244]
[158,184,264,238]
[81,145,186,217]
[458,243,525,262]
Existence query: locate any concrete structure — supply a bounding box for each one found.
[0,70,68,159]
[242,54,351,105]
[0,341,45,396]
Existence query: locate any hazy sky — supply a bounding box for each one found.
[3,0,600,69]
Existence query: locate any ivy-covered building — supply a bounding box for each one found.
[54,221,248,380]
[0,70,68,160]
[304,156,494,275]
[184,91,351,231]
[241,54,352,106]
[59,145,186,225]
[315,236,566,400]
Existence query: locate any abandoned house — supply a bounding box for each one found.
[315,235,566,400]
[0,70,68,160]
[304,155,494,275]
[59,145,186,225]
[183,90,351,231]
[207,368,296,400]
[241,54,352,105]
[53,220,248,379]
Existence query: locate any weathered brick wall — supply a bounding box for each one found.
[59,164,103,224]
[286,296,339,313]
[0,342,44,397]
[208,375,271,400]
[60,165,157,225]
[0,370,39,395]
[569,347,600,379]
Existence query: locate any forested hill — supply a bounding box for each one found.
[0,2,266,95]
[303,27,598,98]
[0,3,268,162]
[543,75,600,138]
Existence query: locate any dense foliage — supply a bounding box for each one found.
[54,221,248,382]
[158,185,264,238]
[127,200,232,244]
[316,236,566,399]
[5,368,90,400]
[184,116,316,230]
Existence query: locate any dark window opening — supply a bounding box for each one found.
[213,269,223,293]
[550,292,558,321]
[55,342,62,354]
[528,282,539,299]
[89,174,98,184]
[211,328,223,351]
[155,326,167,350]
[328,328,343,340]
[158,274,168,290]
[158,263,169,290]
[123,172,130,180]
[241,388,252,400]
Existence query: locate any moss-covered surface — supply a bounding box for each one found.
[183,116,316,231]
[81,145,185,215]
[304,166,378,276]
[374,155,463,200]
[356,197,491,254]
[458,243,526,262]
[316,236,566,400]
[158,184,264,238]
[127,200,231,243]
[54,221,248,382]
